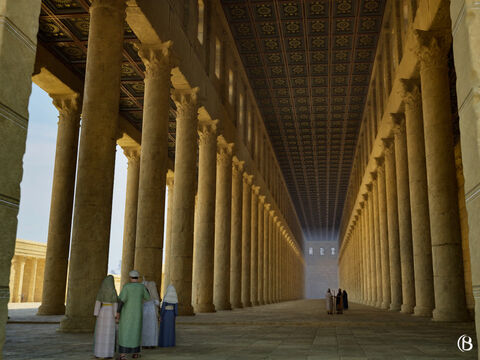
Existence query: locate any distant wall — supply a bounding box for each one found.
[304,240,338,299]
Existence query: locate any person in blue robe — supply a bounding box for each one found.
[336,288,343,314]
[158,284,178,347]
[342,290,348,310]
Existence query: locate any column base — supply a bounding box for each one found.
[59,314,95,333]
[178,304,195,316]
[432,307,470,322]
[194,303,216,313]
[231,301,243,309]
[251,300,259,306]
[37,303,65,315]
[242,301,252,307]
[214,302,232,311]
[380,301,389,310]
[257,300,265,305]
[389,303,401,311]
[413,306,433,317]
[375,301,382,308]
[400,304,414,314]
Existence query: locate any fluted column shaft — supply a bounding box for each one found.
[134,43,176,288]
[371,173,383,307]
[162,170,174,297]
[38,94,80,315]
[393,118,415,314]
[213,137,234,311]
[384,139,402,311]
[241,173,253,307]
[367,185,377,306]
[376,157,391,309]
[257,196,265,305]
[416,31,468,321]
[192,119,218,313]
[230,157,244,308]
[170,88,199,316]
[60,0,125,332]
[400,79,434,317]
[263,204,271,303]
[250,186,259,306]
[120,148,140,289]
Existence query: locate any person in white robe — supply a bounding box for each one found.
[142,280,161,348]
[325,288,333,315]
[93,275,118,359]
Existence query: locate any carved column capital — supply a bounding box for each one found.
[51,93,81,125]
[166,169,174,187]
[382,138,394,153]
[232,156,245,175]
[412,30,451,70]
[398,78,421,107]
[217,135,234,165]
[198,118,218,146]
[264,203,271,211]
[366,183,373,192]
[252,185,260,195]
[171,87,199,121]
[259,195,266,204]
[362,192,369,201]
[123,146,140,163]
[242,172,253,185]
[391,113,406,136]
[136,41,178,80]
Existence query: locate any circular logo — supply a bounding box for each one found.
[457,335,473,352]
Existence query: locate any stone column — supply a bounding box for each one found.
[192,118,218,313]
[11,257,25,303]
[263,203,271,304]
[213,136,234,311]
[241,173,253,307]
[392,115,415,314]
[34,259,45,302]
[363,194,372,306]
[257,195,265,305]
[376,156,391,309]
[170,88,199,316]
[38,94,80,315]
[371,172,383,307]
[250,186,260,305]
[415,31,468,321]
[27,258,38,302]
[60,0,126,332]
[119,147,140,289]
[134,43,176,288]
[383,139,402,311]
[359,203,366,304]
[399,79,434,317]
[270,213,277,303]
[162,170,175,297]
[367,183,377,306]
[273,218,278,303]
[230,157,244,308]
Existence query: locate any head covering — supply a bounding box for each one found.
[163,284,178,304]
[96,275,118,303]
[129,270,140,278]
[144,281,160,302]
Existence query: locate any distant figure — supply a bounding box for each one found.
[325,288,334,315]
[93,275,118,359]
[159,284,178,347]
[342,290,348,310]
[142,281,161,348]
[336,288,343,314]
[116,270,150,359]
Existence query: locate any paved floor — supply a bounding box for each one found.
[4,300,477,359]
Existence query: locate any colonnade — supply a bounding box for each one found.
[339,24,472,321]
[30,0,304,331]
[9,255,45,303]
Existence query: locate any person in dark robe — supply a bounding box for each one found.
[342,290,348,310]
[158,284,178,347]
[336,288,343,314]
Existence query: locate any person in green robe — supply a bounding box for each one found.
[116,270,150,359]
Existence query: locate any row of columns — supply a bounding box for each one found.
[35,0,304,331]
[9,256,45,303]
[340,30,470,321]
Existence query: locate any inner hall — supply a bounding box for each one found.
[1,0,480,359]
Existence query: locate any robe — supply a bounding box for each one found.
[343,291,348,310]
[158,302,178,347]
[336,293,343,314]
[93,301,117,358]
[118,283,150,354]
[142,299,160,347]
[325,292,333,314]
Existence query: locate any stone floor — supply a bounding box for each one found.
[5,300,477,359]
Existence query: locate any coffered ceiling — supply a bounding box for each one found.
[221,0,385,239]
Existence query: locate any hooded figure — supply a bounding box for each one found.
[325,288,334,315]
[93,275,118,359]
[142,281,161,348]
[336,288,344,314]
[342,290,348,310]
[158,284,178,347]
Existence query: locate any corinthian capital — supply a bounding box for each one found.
[259,195,266,204]
[198,118,218,145]
[252,185,260,195]
[217,135,234,164]
[172,87,199,121]
[136,41,178,80]
[51,93,81,125]
[391,113,405,137]
[123,146,140,163]
[243,172,253,185]
[412,30,451,70]
[232,156,245,175]
[398,78,421,108]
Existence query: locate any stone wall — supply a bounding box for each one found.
[304,240,338,299]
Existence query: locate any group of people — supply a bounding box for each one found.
[93,270,179,359]
[325,288,348,315]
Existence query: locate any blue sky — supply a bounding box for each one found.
[18,84,128,273]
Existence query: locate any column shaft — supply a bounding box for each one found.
[162,170,175,297]
[263,204,271,303]
[371,173,383,307]
[230,157,244,308]
[367,185,377,306]
[257,196,265,305]
[250,186,259,305]
[241,173,253,307]
[60,0,125,332]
